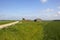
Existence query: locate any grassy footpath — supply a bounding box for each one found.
[0,20,16,25]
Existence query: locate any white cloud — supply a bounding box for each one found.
[40,8,54,14]
[53,11,60,17]
[58,6,60,9]
[58,11,60,14]
[54,14,58,16]
[45,8,54,13]
[40,0,47,3]
[45,10,60,20]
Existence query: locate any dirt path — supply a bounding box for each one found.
[0,21,19,29]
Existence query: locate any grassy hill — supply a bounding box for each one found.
[0,20,60,40]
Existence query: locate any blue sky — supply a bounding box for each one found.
[0,0,60,20]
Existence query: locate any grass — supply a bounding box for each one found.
[0,20,16,25]
[0,20,44,40]
[0,20,60,40]
[44,21,60,40]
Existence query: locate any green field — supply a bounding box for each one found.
[44,21,60,40]
[0,20,16,25]
[0,20,60,40]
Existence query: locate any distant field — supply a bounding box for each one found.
[0,20,16,25]
[0,20,60,40]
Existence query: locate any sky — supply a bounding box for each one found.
[0,0,60,20]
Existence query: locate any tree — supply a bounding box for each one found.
[22,18,25,20]
[34,19,37,22]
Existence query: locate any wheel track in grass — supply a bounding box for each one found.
[0,21,19,29]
